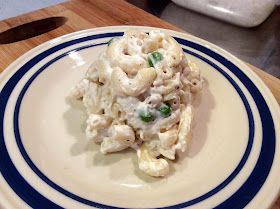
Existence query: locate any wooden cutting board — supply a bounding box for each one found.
[0,0,279,208]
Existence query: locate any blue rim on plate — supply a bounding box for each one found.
[0,31,276,209]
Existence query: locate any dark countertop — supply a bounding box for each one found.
[128,0,280,78]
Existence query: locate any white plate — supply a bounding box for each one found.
[0,26,279,209]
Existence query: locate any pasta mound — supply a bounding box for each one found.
[69,30,203,177]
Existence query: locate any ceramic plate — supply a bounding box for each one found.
[0,26,279,209]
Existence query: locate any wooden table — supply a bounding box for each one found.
[0,0,279,208]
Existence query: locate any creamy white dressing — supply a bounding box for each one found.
[100,54,113,79]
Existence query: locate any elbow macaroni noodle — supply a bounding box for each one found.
[69,30,203,177]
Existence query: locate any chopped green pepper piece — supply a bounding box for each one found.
[139,110,155,123]
[107,38,116,46]
[148,58,153,68]
[148,51,163,67]
[159,104,171,117]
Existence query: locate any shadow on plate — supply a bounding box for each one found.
[184,79,215,158]
[62,101,98,156]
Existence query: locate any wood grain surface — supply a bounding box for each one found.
[0,0,279,208]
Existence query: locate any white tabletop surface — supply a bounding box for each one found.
[0,0,66,20]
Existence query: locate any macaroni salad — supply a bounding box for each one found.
[69,30,203,177]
